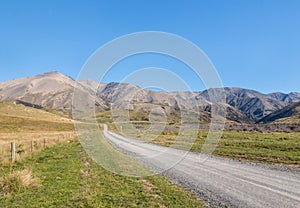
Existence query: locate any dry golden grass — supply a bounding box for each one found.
[0,102,75,137]
[0,132,76,163]
[0,102,73,123]
[272,116,300,124]
[0,131,75,141]
[0,168,40,196]
[0,102,76,163]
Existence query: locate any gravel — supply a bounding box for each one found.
[104,125,300,208]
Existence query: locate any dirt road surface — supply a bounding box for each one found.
[103,125,300,208]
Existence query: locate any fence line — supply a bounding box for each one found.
[0,132,77,163]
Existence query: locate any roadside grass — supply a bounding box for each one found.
[0,103,206,206]
[154,129,300,164]
[193,130,300,164]
[0,141,206,207]
[105,121,300,165]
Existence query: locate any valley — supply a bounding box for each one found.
[0,72,299,207]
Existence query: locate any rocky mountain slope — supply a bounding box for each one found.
[96,82,252,123]
[0,72,299,124]
[198,88,300,122]
[258,101,300,124]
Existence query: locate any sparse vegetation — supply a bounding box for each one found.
[272,116,300,125]
[0,102,74,134]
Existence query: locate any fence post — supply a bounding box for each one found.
[0,145,2,161]
[43,138,46,148]
[11,142,16,163]
[30,140,33,153]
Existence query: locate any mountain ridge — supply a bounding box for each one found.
[0,72,299,124]
[258,101,300,124]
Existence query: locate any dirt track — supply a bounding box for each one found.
[104,125,300,208]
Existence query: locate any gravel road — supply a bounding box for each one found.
[103,125,300,208]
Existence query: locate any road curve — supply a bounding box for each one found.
[103,125,300,208]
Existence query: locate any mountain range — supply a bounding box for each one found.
[0,71,300,125]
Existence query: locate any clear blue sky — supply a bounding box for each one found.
[0,0,299,93]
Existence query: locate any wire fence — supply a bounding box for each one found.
[0,132,77,164]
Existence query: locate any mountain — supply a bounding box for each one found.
[198,88,300,122]
[97,82,199,122]
[0,72,108,112]
[258,101,300,124]
[0,72,299,124]
[96,82,252,123]
[269,92,300,104]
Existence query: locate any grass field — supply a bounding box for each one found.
[0,102,74,144]
[0,141,206,207]
[0,102,76,163]
[0,102,74,134]
[134,127,300,165]
[0,102,76,162]
[194,130,300,164]
[0,103,207,207]
[100,113,300,166]
[1,102,298,207]
[149,129,300,164]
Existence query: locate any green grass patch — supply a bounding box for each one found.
[105,120,300,165]
[211,131,300,164]
[179,130,300,164]
[0,140,206,207]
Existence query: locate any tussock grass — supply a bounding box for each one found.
[0,169,40,196]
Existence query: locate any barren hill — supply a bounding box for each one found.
[258,101,300,124]
[198,87,300,121]
[0,72,107,112]
[0,72,299,124]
